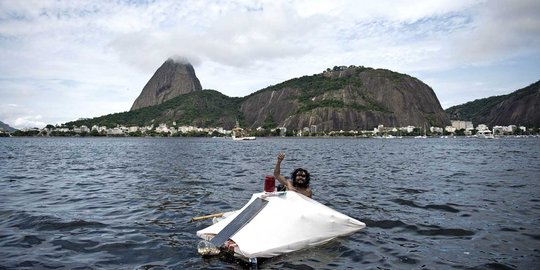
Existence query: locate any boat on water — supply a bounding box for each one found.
[232,133,256,141]
[231,120,256,141]
[196,191,365,264]
[477,129,495,139]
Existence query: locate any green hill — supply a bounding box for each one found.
[445,80,540,126]
[65,90,243,129]
[64,65,452,131]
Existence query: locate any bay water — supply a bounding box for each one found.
[1,137,539,269]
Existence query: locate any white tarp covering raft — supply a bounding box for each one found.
[196,191,366,260]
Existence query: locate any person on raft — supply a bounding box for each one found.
[273,152,313,198]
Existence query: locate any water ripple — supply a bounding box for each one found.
[0,137,539,269]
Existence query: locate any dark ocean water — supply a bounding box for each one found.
[0,137,539,269]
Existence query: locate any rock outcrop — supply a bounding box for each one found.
[130,58,202,111]
[75,62,455,131]
[487,81,540,126]
[446,80,540,126]
[241,66,450,131]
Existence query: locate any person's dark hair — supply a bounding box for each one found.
[291,168,310,188]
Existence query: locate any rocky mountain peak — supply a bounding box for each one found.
[130,58,202,111]
[240,65,450,131]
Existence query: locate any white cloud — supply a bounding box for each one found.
[14,115,46,129]
[452,0,540,63]
[108,1,318,70]
[0,0,538,127]
[0,104,43,129]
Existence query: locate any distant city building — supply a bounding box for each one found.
[476,124,489,131]
[493,126,505,134]
[430,127,443,134]
[107,127,124,136]
[451,120,474,130]
[445,126,456,133]
[400,126,415,133]
[156,124,169,133]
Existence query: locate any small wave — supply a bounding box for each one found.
[11,212,106,232]
[500,227,519,232]
[1,234,46,249]
[88,241,139,252]
[363,219,406,229]
[449,171,469,177]
[6,175,42,183]
[21,235,45,246]
[38,219,106,231]
[523,233,540,240]
[364,218,475,237]
[470,262,517,270]
[486,183,502,188]
[11,260,64,269]
[51,238,100,252]
[410,224,475,237]
[138,264,171,270]
[416,227,475,237]
[280,261,316,270]
[424,204,460,213]
[392,198,418,207]
[397,255,418,265]
[180,180,207,185]
[395,188,427,194]
[391,199,460,213]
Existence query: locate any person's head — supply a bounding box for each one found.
[291,168,310,188]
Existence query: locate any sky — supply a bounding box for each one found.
[1,0,539,129]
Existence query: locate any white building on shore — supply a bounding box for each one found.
[451,120,474,130]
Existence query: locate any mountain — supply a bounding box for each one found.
[130,58,202,110]
[445,80,540,126]
[67,90,242,129]
[0,120,17,132]
[66,64,452,131]
[241,66,450,130]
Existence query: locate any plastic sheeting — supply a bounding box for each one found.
[197,191,365,259]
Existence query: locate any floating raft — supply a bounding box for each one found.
[197,191,365,260]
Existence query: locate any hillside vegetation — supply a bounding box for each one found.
[445,80,540,126]
[66,90,242,128]
[65,65,451,131]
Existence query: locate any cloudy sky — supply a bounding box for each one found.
[1,0,539,129]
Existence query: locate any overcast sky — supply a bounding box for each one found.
[1,0,539,129]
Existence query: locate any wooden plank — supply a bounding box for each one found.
[191,213,224,222]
